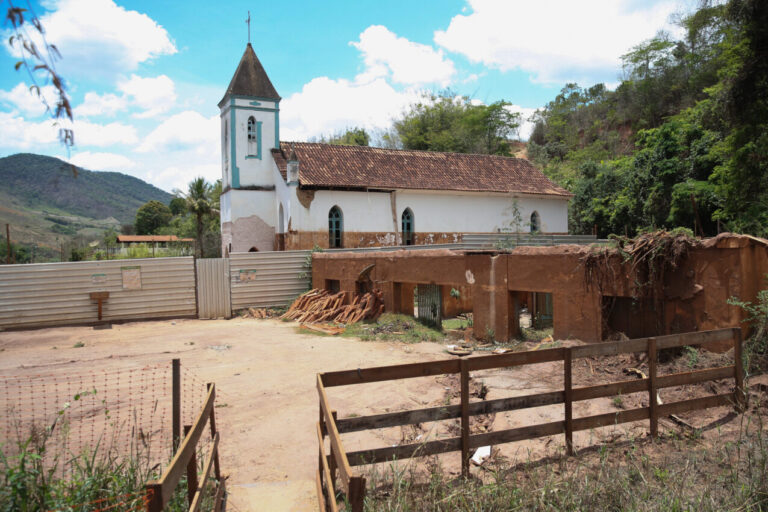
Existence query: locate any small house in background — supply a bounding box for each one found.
[115,235,195,257]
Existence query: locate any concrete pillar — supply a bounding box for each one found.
[467,254,510,342]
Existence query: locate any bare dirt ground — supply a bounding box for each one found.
[0,318,755,511]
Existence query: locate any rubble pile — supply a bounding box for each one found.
[281,288,384,325]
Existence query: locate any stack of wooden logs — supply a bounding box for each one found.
[281,288,384,325]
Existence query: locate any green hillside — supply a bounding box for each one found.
[0,153,172,257]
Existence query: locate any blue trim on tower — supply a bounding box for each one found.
[275,109,280,148]
[230,108,239,188]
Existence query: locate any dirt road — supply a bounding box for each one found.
[0,318,742,511]
[0,318,448,511]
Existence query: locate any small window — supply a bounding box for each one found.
[401,208,414,246]
[530,211,541,233]
[247,116,261,157]
[329,206,343,248]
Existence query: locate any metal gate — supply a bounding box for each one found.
[196,258,231,319]
[416,284,442,328]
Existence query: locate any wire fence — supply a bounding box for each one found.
[0,361,209,478]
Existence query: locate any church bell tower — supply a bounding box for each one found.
[219,42,281,253]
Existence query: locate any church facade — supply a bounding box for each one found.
[219,44,572,254]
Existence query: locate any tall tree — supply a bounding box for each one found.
[134,200,172,235]
[394,92,520,155]
[180,177,217,258]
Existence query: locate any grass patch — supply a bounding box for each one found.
[442,316,471,331]
[343,314,445,343]
[519,326,554,342]
[362,409,768,511]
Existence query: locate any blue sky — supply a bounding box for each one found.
[0,0,693,192]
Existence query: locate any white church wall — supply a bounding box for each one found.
[294,190,395,232]
[272,164,293,233]
[396,191,569,234]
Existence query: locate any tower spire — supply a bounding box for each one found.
[246,11,251,44]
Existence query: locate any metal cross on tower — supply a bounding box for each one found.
[246,11,251,43]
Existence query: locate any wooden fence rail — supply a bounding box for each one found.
[146,383,225,512]
[316,327,746,511]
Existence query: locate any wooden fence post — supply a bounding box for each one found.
[564,348,574,455]
[172,359,181,455]
[648,338,658,438]
[734,328,746,412]
[348,476,366,512]
[184,425,198,507]
[330,410,338,484]
[207,383,221,480]
[460,358,470,478]
[145,483,163,512]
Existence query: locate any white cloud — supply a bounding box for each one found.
[74,91,127,117]
[351,25,456,86]
[137,110,218,153]
[118,74,177,118]
[148,164,220,193]
[0,112,136,149]
[434,0,679,84]
[4,0,176,80]
[68,151,135,170]
[69,119,138,147]
[0,112,60,148]
[505,104,538,140]
[0,83,60,117]
[281,76,421,141]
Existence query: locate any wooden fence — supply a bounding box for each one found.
[146,382,225,512]
[316,327,746,511]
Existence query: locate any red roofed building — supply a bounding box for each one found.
[219,44,572,254]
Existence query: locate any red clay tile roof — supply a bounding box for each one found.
[272,142,571,197]
[117,235,195,243]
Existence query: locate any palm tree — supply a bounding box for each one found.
[182,177,217,258]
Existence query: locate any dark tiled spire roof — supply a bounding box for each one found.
[272,142,573,197]
[219,43,280,106]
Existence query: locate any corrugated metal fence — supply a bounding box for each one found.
[230,251,311,310]
[0,257,196,329]
[196,258,231,319]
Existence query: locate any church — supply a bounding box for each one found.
[219,44,572,254]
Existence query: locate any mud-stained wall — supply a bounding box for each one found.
[224,214,275,253]
[284,231,465,250]
[312,234,768,344]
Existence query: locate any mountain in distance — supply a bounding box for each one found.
[0,153,172,253]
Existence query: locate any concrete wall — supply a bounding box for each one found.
[311,234,768,343]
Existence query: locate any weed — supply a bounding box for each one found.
[684,345,699,368]
[613,395,624,409]
[73,341,84,348]
[342,314,445,344]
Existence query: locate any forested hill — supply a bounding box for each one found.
[525,0,767,238]
[0,153,171,223]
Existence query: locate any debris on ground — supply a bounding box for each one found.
[239,307,283,319]
[281,288,384,325]
[446,345,472,356]
[471,445,492,466]
[299,323,346,336]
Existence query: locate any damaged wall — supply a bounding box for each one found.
[311,234,768,344]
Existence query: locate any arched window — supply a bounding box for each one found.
[329,206,343,248]
[247,116,260,157]
[530,211,541,233]
[401,208,414,246]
